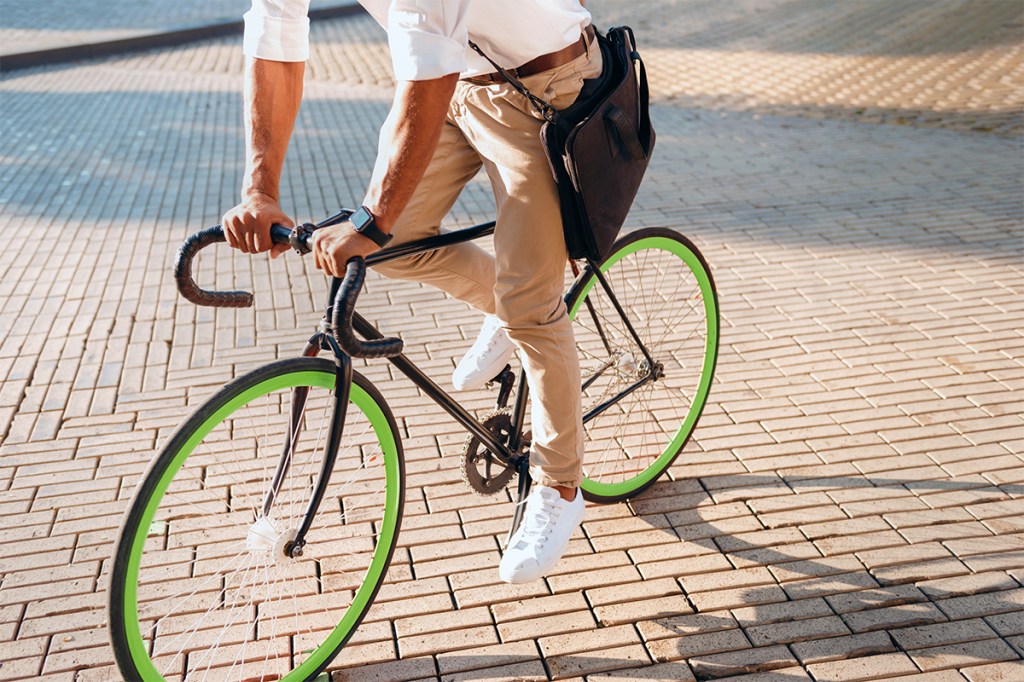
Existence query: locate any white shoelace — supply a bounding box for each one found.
[514,491,561,549]
[471,317,505,355]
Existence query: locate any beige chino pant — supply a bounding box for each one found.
[372,42,603,488]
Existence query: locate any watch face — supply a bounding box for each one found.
[351,206,374,231]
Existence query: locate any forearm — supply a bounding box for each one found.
[242,57,305,201]
[363,74,459,233]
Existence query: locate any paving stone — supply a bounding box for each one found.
[857,542,955,569]
[890,619,1000,650]
[636,550,734,580]
[791,631,896,665]
[691,584,790,613]
[333,656,437,682]
[497,610,596,643]
[689,645,799,679]
[682,566,777,593]
[440,659,547,682]
[595,594,695,627]
[454,579,549,609]
[547,564,643,593]
[961,661,1024,682]
[714,666,812,682]
[908,638,1020,672]
[872,558,973,587]
[394,606,492,639]
[398,625,499,659]
[1008,635,1024,659]
[732,598,834,627]
[546,642,651,680]
[627,538,719,565]
[770,556,866,582]
[731,541,825,569]
[815,531,908,557]
[586,577,681,607]
[647,627,751,663]
[539,624,642,658]
[637,612,741,643]
[783,571,881,601]
[962,551,1024,574]
[984,611,1024,638]
[806,652,920,681]
[935,589,1024,620]
[588,661,696,682]
[843,602,948,634]
[746,615,851,647]
[361,591,452,624]
[885,673,966,682]
[826,585,928,614]
[490,591,587,624]
[918,572,1019,600]
[435,639,539,677]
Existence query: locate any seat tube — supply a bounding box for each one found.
[507,367,530,454]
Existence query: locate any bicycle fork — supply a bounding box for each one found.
[258,331,352,558]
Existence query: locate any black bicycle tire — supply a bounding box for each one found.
[107,357,405,681]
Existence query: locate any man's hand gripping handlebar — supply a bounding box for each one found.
[173,218,403,360]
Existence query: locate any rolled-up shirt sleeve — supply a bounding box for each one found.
[243,0,312,62]
[387,0,470,81]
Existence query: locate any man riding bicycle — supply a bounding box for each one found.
[221,0,603,583]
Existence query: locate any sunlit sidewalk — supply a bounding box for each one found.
[0,2,1021,681]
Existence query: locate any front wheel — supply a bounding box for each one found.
[568,228,720,503]
[108,357,404,681]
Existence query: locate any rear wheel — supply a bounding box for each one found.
[108,357,403,681]
[567,228,719,503]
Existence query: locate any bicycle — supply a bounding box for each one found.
[107,210,719,681]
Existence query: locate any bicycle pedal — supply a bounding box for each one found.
[485,364,514,388]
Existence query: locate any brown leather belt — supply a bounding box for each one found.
[464,24,596,86]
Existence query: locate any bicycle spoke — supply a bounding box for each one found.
[115,361,401,681]
[155,552,260,671]
[571,232,717,498]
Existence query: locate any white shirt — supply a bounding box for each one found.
[243,0,592,81]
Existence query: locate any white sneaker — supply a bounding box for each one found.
[499,485,585,584]
[452,314,517,391]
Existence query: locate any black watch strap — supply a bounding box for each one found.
[350,205,393,248]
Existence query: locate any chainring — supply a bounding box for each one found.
[460,408,522,496]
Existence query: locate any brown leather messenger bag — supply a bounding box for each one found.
[470,26,655,261]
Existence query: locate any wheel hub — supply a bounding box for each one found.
[246,516,299,565]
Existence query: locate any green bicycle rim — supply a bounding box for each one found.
[122,370,401,681]
[570,235,719,498]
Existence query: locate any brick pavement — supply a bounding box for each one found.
[0,0,348,56]
[1,2,1023,681]
[5,0,1020,135]
[600,0,1024,136]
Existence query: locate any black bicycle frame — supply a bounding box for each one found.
[269,220,657,555]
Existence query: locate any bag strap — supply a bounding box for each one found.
[634,41,653,154]
[467,40,559,122]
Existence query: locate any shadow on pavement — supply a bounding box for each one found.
[1,86,1019,260]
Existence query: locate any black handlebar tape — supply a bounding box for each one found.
[175,225,298,308]
[174,226,254,308]
[331,257,404,359]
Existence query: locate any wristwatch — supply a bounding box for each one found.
[349,206,393,248]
